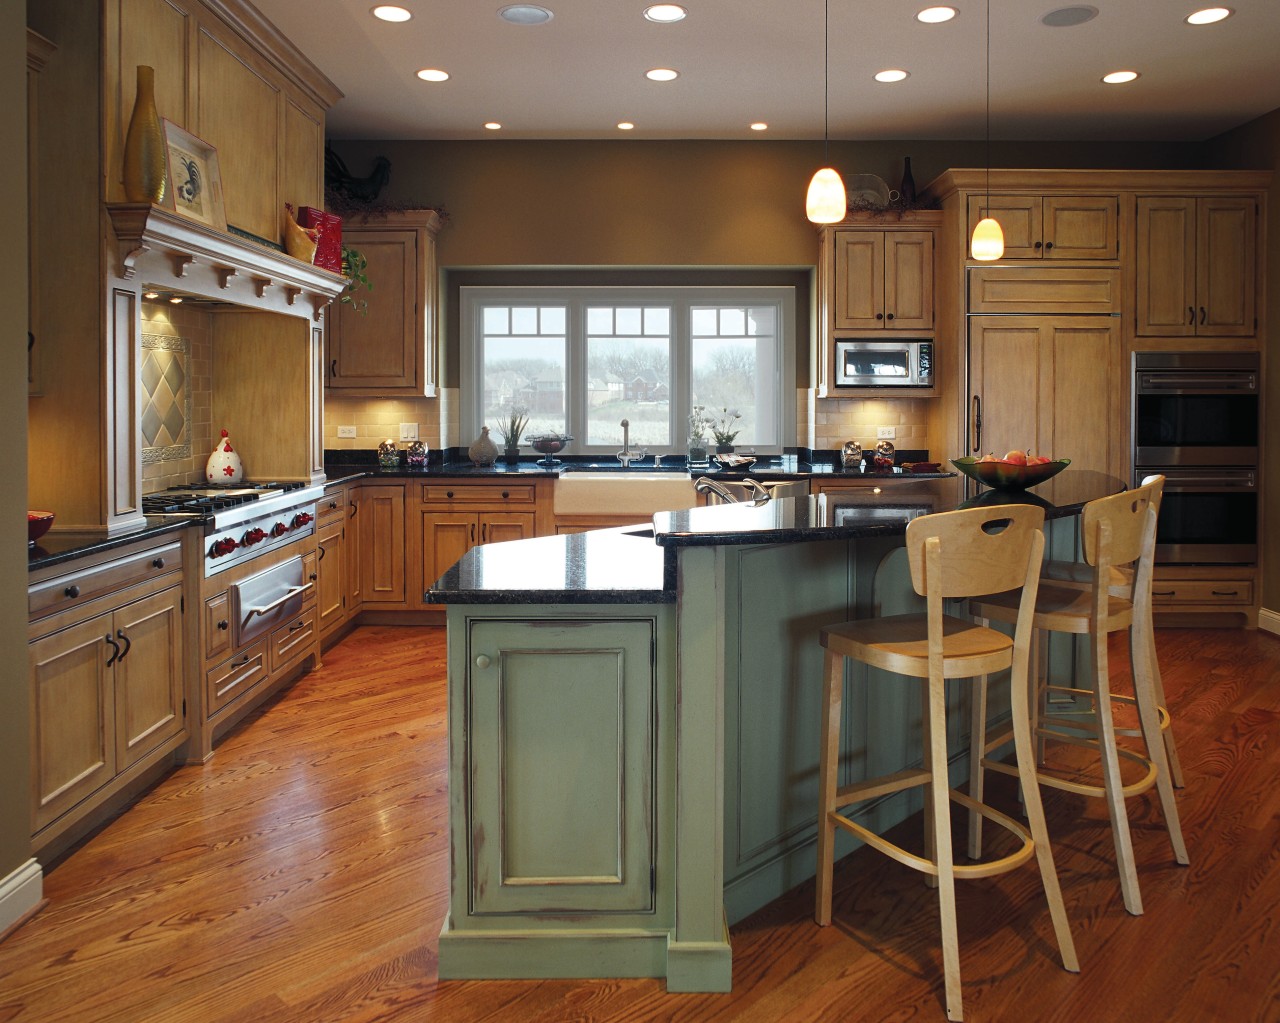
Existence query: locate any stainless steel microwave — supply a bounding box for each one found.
[834,339,934,388]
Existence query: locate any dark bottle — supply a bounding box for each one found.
[900,157,917,205]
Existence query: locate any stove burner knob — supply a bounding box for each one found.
[292,511,313,528]
[270,521,289,538]
[208,537,239,558]
[241,526,267,547]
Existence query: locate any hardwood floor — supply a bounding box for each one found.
[2,624,1278,1022]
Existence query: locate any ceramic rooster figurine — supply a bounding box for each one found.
[282,203,320,264]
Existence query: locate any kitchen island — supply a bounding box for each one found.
[426,471,1122,992]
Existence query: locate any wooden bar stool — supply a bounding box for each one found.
[815,505,1078,1022]
[1039,475,1183,788]
[970,478,1189,918]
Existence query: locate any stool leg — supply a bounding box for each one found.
[923,678,939,890]
[1130,626,1190,866]
[1090,632,1144,915]
[927,674,963,1021]
[815,648,844,926]
[1135,618,1185,788]
[967,673,989,859]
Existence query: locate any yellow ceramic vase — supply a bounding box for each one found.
[122,65,167,204]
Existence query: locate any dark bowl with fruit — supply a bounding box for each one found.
[951,456,1071,491]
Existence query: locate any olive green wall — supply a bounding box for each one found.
[3,1,33,890]
[1207,108,1280,618]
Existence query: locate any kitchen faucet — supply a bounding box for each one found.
[617,419,646,468]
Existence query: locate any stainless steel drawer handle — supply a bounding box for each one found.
[243,582,314,622]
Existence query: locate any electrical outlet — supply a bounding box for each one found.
[337,425,357,439]
[876,426,896,439]
[399,422,419,441]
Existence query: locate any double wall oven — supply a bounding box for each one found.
[1132,351,1259,564]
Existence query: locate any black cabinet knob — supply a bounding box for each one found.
[152,557,165,569]
[65,584,81,598]
[218,619,229,630]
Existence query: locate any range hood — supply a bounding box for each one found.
[107,202,348,319]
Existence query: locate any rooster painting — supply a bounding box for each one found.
[174,154,202,207]
[325,147,391,203]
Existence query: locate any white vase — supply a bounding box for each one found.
[206,429,244,484]
[468,426,499,466]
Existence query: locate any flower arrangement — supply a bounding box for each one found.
[709,407,742,446]
[495,404,531,448]
[688,405,712,443]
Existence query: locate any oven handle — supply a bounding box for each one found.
[243,582,314,623]
[1138,372,1257,392]
[1157,472,1257,490]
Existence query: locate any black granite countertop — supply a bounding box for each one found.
[29,518,193,573]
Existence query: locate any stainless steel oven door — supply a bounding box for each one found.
[230,555,312,647]
[1133,352,1259,466]
[1141,468,1258,564]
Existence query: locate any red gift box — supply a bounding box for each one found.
[297,207,342,273]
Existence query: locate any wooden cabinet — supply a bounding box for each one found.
[28,537,186,848]
[316,484,360,640]
[831,229,934,330]
[967,194,1119,260]
[326,211,444,396]
[359,484,408,606]
[1136,196,1258,338]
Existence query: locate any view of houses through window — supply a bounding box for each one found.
[464,286,793,454]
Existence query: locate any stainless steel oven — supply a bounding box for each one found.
[834,339,933,388]
[1138,467,1258,564]
[1133,351,1259,466]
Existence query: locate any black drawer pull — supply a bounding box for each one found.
[885,312,895,320]
[65,584,80,599]
[289,620,307,631]
[446,490,455,498]
[1044,240,1054,250]
[1211,589,1239,597]
[501,490,510,499]
[116,628,132,660]
[329,499,339,510]
[104,633,121,667]
[217,619,229,631]
[309,572,318,581]
[875,312,884,320]
[1034,240,1043,249]
[152,557,165,569]
[232,656,251,668]
[1152,590,1176,597]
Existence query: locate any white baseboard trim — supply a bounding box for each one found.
[1259,608,1280,636]
[0,858,43,936]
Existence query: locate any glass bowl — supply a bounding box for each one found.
[527,434,572,455]
[951,456,1070,491]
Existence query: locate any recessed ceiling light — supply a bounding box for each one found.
[417,68,449,82]
[916,6,957,23]
[644,4,687,22]
[874,69,910,83]
[143,290,160,299]
[498,4,553,25]
[484,122,502,130]
[1186,7,1232,24]
[371,5,411,22]
[750,122,768,131]
[617,121,635,130]
[645,68,679,82]
[1041,6,1098,27]
[169,295,183,304]
[1102,70,1140,84]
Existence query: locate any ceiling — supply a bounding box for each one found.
[253,1,1280,143]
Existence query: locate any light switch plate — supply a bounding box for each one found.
[337,425,357,439]
[399,422,419,441]
[877,426,896,439]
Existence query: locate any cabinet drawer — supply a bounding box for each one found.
[270,609,318,672]
[301,550,318,602]
[318,491,347,526]
[30,541,183,619]
[968,267,1123,314]
[204,592,232,661]
[421,483,537,506]
[206,642,269,715]
[1151,580,1253,605]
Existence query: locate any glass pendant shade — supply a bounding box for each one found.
[806,167,847,224]
[971,216,1005,261]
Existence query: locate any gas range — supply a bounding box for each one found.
[143,481,324,575]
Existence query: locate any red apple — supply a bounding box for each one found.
[1003,449,1028,466]
[1027,454,1051,466]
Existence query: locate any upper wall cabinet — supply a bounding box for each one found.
[326,210,444,396]
[967,194,1119,260]
[1135,196,1258,338]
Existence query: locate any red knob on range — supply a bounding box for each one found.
[208,537,239,558]
[270,521,289,538]
[242,526,267,547]
[292,511,313,528]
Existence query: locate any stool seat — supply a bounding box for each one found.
[822,613,1012,677]
[977,582,1134,635]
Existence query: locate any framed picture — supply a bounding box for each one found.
[160,119,227,231]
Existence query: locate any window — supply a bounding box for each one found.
[462,286,795,454]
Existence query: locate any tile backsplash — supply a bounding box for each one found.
[140,302,212,492]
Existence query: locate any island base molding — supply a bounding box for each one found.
[0,859,43,940]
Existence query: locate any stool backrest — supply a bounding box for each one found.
[905,504,1047,599]
[1082,476,1163,572]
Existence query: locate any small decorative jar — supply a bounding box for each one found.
[468,426,499,467]
[873,439,896,472]
[688,436,709,468]
[205,429,243,483]
[841,440,863,471]
[405,440,428,469]
[378,439,400,469]
[503,443,520,467]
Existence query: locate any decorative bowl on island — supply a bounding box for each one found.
[951,456,1070,491]
[28,510,55,546]
[527,434,572,456]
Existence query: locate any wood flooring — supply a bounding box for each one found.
[1,624,1278,1022]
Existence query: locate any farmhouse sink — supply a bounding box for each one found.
[554,472,699,515]
[559,462,689,472]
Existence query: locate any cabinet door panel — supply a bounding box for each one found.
[467,618,655,914]
[316,524,346,634]
[883,232,933,329]
[1043,195,1118,260]
[30,616,116,829]
[280,96,323,212]
[1043,319,1117,477]
[1136,197,1197,336]
[833,232,884,329]
[968,318,1044,457]
[968,195,1040,258]
[329,230,418,387]
[1199,198,1256,336]
[360,485,406,604]
[423,512,476,591]
[114,586,185,771]
[481,512,536,545]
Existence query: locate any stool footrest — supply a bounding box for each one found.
[1044,683,1173,737]
[981,732,1158,799]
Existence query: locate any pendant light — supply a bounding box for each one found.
[970,0,1004,260]
[806,0,846,224]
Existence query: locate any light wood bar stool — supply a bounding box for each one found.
[815,505,1078,1022]
[970,478,1189,918]
[1039,475,1183,788]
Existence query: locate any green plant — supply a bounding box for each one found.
[710,407,742,446]
[339,244,372,314]
[496,404,531,447]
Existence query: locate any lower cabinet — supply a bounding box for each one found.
[359,483,406,606]
[316,483,361,639]
[28,537,187,849]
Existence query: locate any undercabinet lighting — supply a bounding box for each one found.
[643,4,687,22]
[498,5,554,25]
[143,290,159,299]
[645,68,679,82]
[617,121,635,130]
[371,5,411,22]
[484,122,502,130]
[417,68,450,82]
[1186,7,1232,24]
[874,69,909,83]
[1102,70,1140,84]
[169,295,183,304]
[750,122,768,131]
[917,6,957,23]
